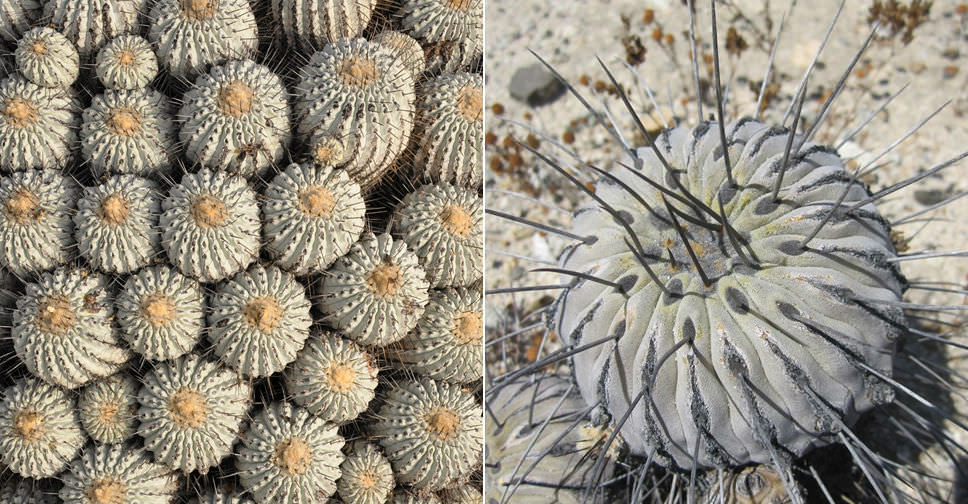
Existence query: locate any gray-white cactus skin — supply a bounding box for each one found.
[137,354,253,473]
[0,0,41,44]
[394,183,483,288]
[42,0,144,60]
[0,74,78,171]
[486,375,614,504]
[13,269,131,389]
[337,441,395,504]
[208,264,312,378]
[0,169,78,275]
[414,73,482,188]
[179,60,291,177]
[318,232,431,347]
[96,35,159,90]
[0,477,59,504]
[438,484,482,504]
[397,286,481,384]
[399,0,482,73]
[294,38,416,189]
[59,443,181,504]
[557,119,903,470]
[117,265,205,361]
[160,168,260,283]
[285,330,378,424]
[78,372,139,443]
[237,401,345,504]
[14,27,78,88]
[271,0,376,53]
[371,31,427,78]
[74,174,162,274]
[390,489,443,504]
[148,0,258,80]
[81,88,175,178]
[370,378,482,490]
[263,163,366,275]
[0,377,84,478]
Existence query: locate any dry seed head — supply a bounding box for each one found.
[217,80,253,117]
[340,57,379,87]
[106,108,141,136]
[168,388,207,428]
[191,194,227,227]
[366,262,403,297]
[3,98,37,127]
[35,295,73,335]
[298,186,336,217]
[242,296,283,333]
[273,437,313,475]
[97,193,130,225]
[141,293,176,327]
[425,407,460,439]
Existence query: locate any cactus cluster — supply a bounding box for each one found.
[0,0,481,501]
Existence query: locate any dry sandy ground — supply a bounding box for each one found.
[485,0,968,500]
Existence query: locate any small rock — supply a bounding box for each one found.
[509,63,566,106]
[915,188,947,206]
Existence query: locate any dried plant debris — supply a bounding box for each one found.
[0,0,482,499]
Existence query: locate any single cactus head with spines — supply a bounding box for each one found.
[148,0,258,79]
[117,265,206,361]
[0,75,78,171]
[318,232,431,347]
[0,0,41,44]
[337,441,395,504]
[414,73,483,188]
[371,30,427,78]
[237,401,346,504]
[12,269,131,389]
[96,35,159,90]
[73,174,162,274]
[59,443,181,504]
[400,0,482,74]
[80,88,176,178]
[308,134,346,168]
[42,0,144,60]
[397,286,481,384]
[78,373,139,443]
[370,378,482,490]
[271,0,377,53]
[207,264,313,377]
[263,163,366,275]
[160,168,260,282]
[14,27,79,88]
[294,38,416,189]
[0,377,85,478]
[137,354,253,473]
[393,183,483,288]
[179,60,291,177]
[285,331,379,424]
[0,169,78,275]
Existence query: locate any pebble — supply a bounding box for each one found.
[508,63,566,106]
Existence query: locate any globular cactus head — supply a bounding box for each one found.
[369,378,482,490]
[337,441,395,504]
[237,401,346,504]
[393,183,483,288]
[371,30,426,78]
[414,73,483,188]
[271,0,377,53]
[96,35,159,90]
[399,0,482,74]
[14,27,79,88]
[58,443,181,504]
[0,169,78,275]
[13,269,130,389]
[80,88,176,178]
[318,232,430,347]
[0,0,41,45]
[77,373,139,444]
[0,75,78,171]
[137,354,253,473]
[0,377,85,478]
[396,286,482,384]
[179,60,291,177]
[207,264,313,377]
[42,0,144,60]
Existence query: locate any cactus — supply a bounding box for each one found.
[14,27,78,88]
[0,478,59,504]
[318,232,430,347]
[190,490,256,504]
[148,0,258,79]
[285,331,378,424]
[80,88,176,177]
[42,0,144,60]
[73,174,162,274]
[12,269,130,389]
[0,169,78,275]
[294,38,416,188]
[0,378,84,478]
[208,265,312,377]
[438,484,481,504]
[137,354,253,473]
[59,443,180,504]
[116,265,206,361]
[370,378,481,490]
[372,31,427,78]
[399,0,481,73]
[237,401,345,504]
[272,0,376,53]
[263,163,366,275]
[96,35,159,90]
[396,287,481,384]
[78,373,139,443]
[0,0,41,44]
[160,168,260,282]
[393,183,482,287]
[179,60,291,176]
[414,73,482,188]
[337,441,395,504]
[0,74,78,171]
